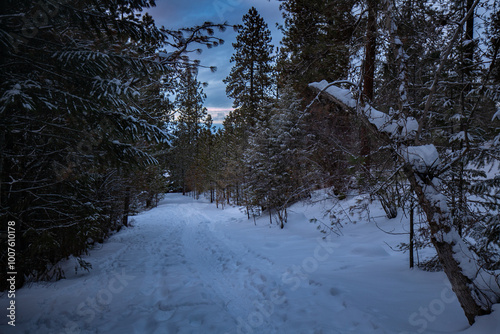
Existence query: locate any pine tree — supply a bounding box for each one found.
[195,115,218,202]
[168,68,209,196]
[277,0,368,193]
[462,2,500,271]
[243,86,317,228]
[217,110,248,205]
[223,7,274,128]
[278,0,359,93]
[0,0,225,288]
[218,7,275,205]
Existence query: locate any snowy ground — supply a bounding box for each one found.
[1,192,499,334]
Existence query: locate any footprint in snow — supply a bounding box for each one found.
[154,306,175,321]
[329,287,341,296]
[308,279,322,287]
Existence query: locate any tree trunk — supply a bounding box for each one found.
[403,164,491,324]
[409,204,414,269]
[363,0,377,102]
[122,186,131,227]
[309,81,497,325]
[464,0,475,70]
[360,0,378,178]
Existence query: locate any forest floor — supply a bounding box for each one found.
[1,192,499,334]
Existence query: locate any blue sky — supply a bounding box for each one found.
[146,0,283,123]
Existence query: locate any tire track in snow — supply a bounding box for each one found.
[180,211,288,334]
[7,197,289,334]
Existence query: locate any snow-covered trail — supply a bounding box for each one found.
[1,193,499,334]
[2,195,291,334]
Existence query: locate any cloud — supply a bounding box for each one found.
[207,107,234,124]
[147,0,283,119]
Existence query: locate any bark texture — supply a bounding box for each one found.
[403,165,490,324]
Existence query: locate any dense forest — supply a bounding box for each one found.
[1,0,499,326]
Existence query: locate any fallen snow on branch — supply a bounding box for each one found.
[309,80,419,140]
[309,80,357,108]
[404,144,441,174]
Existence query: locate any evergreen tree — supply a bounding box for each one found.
[277,0,367,194]
[223,7,275,128]
[278,0,359,93]
[217,7,275,205]
[217,110,248,205]
[168,68,209,196]
[195,115,218,202]
[0,0,225,288]
[244,86,315,227]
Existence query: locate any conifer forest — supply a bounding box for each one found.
[1,1,500,333]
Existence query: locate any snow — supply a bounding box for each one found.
[440,229,479,281]
[1,193,499,334]
[398,117,419,138]
[404,145,441,174]
[309,80,358,109]
[309,81,419,140]
[158,51,175,59]
[364,104,392,131]
[3,84,22,97]
[492,107,500,121]
[449,131,473,143]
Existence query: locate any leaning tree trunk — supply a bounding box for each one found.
[309,81,497,325]
[403,164,490,324]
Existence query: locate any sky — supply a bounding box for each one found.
[145,0,284,123]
